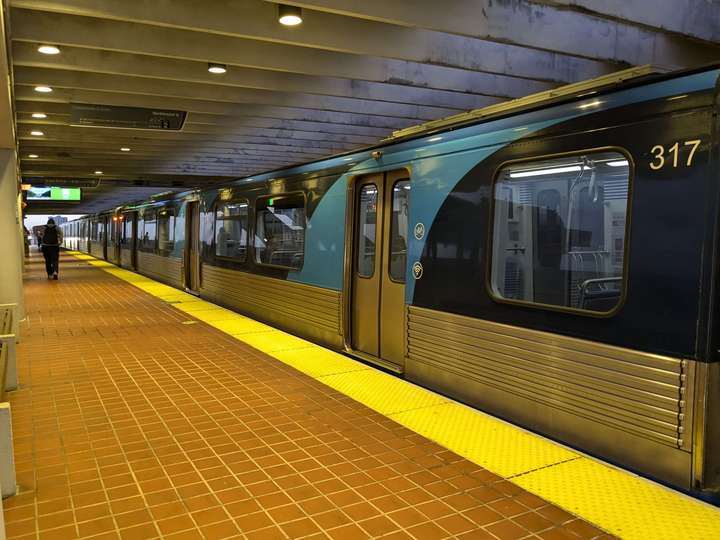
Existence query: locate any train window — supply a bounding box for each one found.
[121,216,132,247]
[157,208,175,255]
[254,195,305,269]
[141,209,157,251]
[215,201,248,261]
[490,150,630,314]
[356,185,377,278]
[389,180,410,282]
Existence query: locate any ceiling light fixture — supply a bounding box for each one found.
[120,147,131,152]
[278,4,302,26]
[30,130,44,136]
[94,170,103,175]
[28,154,39,158]
[208,63,227,74]
[38,45,60,55]
[607,160,629,167]
[34,86,53,93]
[32,112,47,119]
[509,165,583,178]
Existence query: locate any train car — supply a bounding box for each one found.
[61,64,720,496]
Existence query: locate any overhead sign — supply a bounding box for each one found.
[70,103,186,131]
[27,187,82,201]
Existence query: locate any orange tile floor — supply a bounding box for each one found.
[2,252,613,539]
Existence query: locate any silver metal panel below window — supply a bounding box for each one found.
[406,305,694,489]
[200,264,342,349]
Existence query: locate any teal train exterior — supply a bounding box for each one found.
[61,64,720,497]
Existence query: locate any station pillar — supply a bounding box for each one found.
[0,148,24,323]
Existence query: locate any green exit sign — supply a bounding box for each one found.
[50,187,81,201]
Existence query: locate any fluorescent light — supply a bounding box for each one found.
[607,160,629,167]
[207,63,227,74]
[31,112,47,119]
[278,4,302,25]
[120,147,131,152]
[94,170,103,175]
[34,86,53,93]
[578,100,602,109]
[28,154,39,158]
[38,45,60,55]
[510,165,582,178]
[30,130,44,136]
[428,136,443,142]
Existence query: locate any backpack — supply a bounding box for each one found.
[43,226,58,245]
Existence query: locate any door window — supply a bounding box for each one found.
[389,180,410,282]
[356,185,377,278]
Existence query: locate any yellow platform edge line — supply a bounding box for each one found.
[68,253,720,539]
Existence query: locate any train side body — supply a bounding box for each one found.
[60,66,720,495]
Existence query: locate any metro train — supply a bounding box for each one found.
[61,64,720,496]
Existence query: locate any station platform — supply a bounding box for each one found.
[2,251,719,539]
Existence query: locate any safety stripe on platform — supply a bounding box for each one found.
[69,252,720,539]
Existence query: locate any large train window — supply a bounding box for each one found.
[158,208,175,255]
[490,150,630,314]
[215,200,248,262]
[254,195,305,270]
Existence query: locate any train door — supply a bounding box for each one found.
[350,170,410,372]
[184,201,201,293]
[102,216,108,260]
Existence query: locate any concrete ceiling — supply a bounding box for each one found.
[8,0,720,214]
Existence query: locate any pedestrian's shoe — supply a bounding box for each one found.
[47,274,52,279]
[53,273,58,280]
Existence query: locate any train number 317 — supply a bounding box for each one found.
[650,139,701,170]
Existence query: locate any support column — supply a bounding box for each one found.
[0,149,24,326]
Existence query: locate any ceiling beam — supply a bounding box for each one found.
[14,66,461,121]
[16,107,393,139]
[10,4,612,84]
[11,42,534,105]
[533,1,720,44]
[14,88,418,130]
[272,0,720,67]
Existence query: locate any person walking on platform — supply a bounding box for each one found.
[41,218,63,280]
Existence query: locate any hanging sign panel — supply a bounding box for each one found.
[70,103,186,130]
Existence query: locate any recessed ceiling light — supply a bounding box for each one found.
[31,112,47,119]
[278,4,302,25]
[94,170,103,175]
[38,45,60,55]
[30,130,44,136]
[120,147,131,152]
[28,154,39,158]
[208,63,227,74]
[34,86,53,93]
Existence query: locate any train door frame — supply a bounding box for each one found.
[344,168,411,373]
[184,200,201,293]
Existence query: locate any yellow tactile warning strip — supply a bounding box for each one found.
[71,253,720,539]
